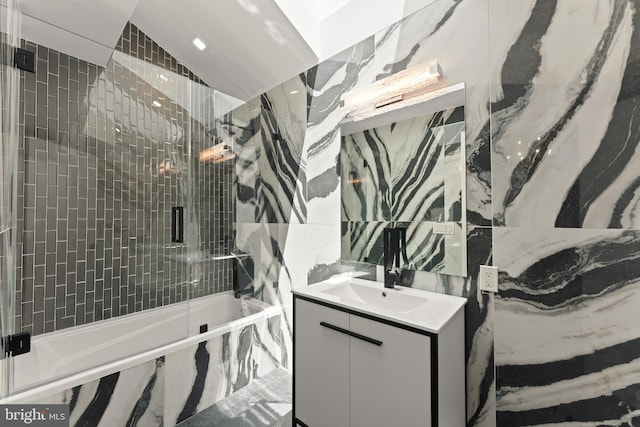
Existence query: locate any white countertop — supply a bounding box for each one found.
[293,275,467,334]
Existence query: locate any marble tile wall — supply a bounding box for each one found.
[225,1,495,426]
[165,315,284,425]
[219,74,309,372]
[302,2,494,425]
[18,0,640,425]
[282,1,640,424]
[490,0,640,425]
[15,23,234,336]
[34,312,285,426]
[37,357,165,427]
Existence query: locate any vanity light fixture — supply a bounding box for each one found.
[192,37,207,51]
[340,60,442,121]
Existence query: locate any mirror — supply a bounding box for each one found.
[340,83,467,277]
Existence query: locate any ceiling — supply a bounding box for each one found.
[13,0,140,65]
[130,0,318,102]
[301,0,353,21]
[10,0,436,102]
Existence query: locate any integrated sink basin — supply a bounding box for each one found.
[322,282,429,313]
[293,276,467,334]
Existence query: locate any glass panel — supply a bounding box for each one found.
[179,75,297,424]
[1,8,293,421]
[7,23,195,394]
[186,78,238,303]
[0,0,21,397]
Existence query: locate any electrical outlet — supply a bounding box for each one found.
[479,265,499,293]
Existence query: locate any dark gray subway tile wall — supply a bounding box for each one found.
[16,23,234,336]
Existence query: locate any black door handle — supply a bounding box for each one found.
[320,321,382,346]
[172,207,184,243]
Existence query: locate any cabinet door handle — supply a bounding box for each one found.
[320,321,383,346]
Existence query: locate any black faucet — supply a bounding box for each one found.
[383,227,414,289]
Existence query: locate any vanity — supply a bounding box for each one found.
[293,277,466,427]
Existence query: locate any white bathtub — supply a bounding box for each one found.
[5,291,281,403]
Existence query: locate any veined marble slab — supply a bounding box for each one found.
[35,358,164,427]
[491,0,640,229]
[494,227,640,425]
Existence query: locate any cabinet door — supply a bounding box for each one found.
[349,315,431,427]
[295,299,350,427]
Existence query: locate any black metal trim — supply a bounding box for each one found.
[320,321,383,346]
[292,298,297,424]
[14,48,35,73]
[431,335,439,427]
[294,294,438,338]
[2,332,31,357]
[294,418,310,427]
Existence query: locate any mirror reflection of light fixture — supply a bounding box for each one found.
[340,60,442,121]
[199,143,235,164]
[348,177,367,184]
[156,159,179,176]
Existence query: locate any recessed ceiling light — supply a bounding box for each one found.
[152,100,162,108]
[289,90,299,94]
[192,37,207,51]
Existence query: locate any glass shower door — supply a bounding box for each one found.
[3,22,196,395]
[185,80,238,303]
[0,0,21,398]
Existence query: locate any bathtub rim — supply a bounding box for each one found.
[18,291,271,343]
[12,291,271,392]
[2,295,286,404]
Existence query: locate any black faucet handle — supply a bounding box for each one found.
[385,268,401,288]
[399,267,415,287]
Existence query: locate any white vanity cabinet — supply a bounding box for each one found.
[293,290,465,427]
[348,312,432,427]
[295,298,351,427]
